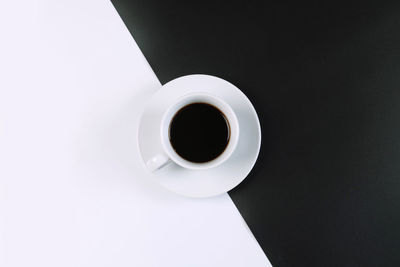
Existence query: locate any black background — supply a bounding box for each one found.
[111,1,400,266]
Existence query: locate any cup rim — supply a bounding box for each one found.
[160,92,239,170]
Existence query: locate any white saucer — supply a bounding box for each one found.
[138,75,261,198]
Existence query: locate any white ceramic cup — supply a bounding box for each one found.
[146,92,239,172]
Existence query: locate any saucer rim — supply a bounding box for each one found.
[138,74,261,198]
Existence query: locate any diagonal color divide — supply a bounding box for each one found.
[111,0,400,266]
[0,0,270,266]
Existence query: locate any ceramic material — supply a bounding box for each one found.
[138,74,261,198]
[147,92,240,171]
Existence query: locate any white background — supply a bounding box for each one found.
[0,0,271,266]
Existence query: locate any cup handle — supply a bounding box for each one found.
[146,153,170,172]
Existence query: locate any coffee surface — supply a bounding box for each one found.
[169,102,229,163]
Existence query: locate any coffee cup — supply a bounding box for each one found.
[146,92,239,171]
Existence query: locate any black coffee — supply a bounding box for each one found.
[169,102,230,163]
